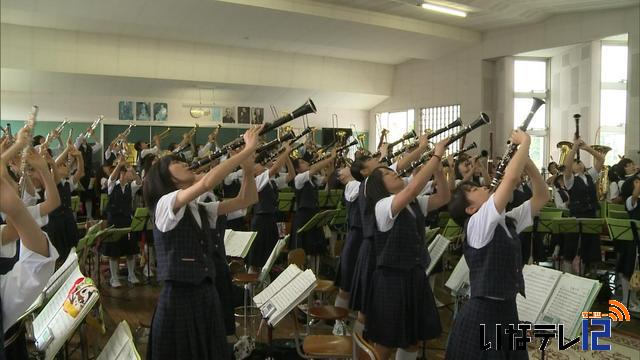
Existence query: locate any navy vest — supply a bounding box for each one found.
[107,183,133,224]
[154,205,216,284]
[464,217,525,300]
[50,181,72,218]
[0,243,19,275]
[346,193,362,229]
[375,202,429,270]
[294,177,318,210]
[629,202,640,220]
[359,181,376,239]
[254,180,278,214]
[223,180,241,199]
[79,143,93,177]
[567,173,599,215]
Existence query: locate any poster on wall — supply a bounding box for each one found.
[251,107,264,124]
[119,101,133,121]
[212,106,223,122]
[136,102,151,121]
[237,106,250,124]
[153,103,168,121]
[223,107,236,124]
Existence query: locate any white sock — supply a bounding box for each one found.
[84,200,93,219]
[395,348,417,360]
[126,256,137,277]
[334,294,349,310]
[109,259,120,281]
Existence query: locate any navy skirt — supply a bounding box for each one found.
[335,227,363,292]
[101,214,140,257]
[365,266,441,349]
[349,236,375,312]
[148,280,229,360]
[248,213,279,267]
[446,297,528,360]
[291,207,326,255]
[47,210,79,259]
[212,238,236,336]
[615,240,637,278]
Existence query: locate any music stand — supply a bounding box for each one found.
[296,209,338,274]
[130,208,151,284]
[552,218,604,275]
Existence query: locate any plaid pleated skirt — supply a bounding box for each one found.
[365,266,441,349]
[335,227,363,292]
[47,210,79,259]
[446,297,528,360]
[349,236,375,312]
[148,280,229,360]
[248,213,279,267]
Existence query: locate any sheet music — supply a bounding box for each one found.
[31,266,100,358]
[426,235,450,275]
[253,264,301,307]
[97,321,141,360]
[445,256,469,293]
[223,229,257,258]
[258,238,286,283]
[539,273,599,339]
[516,265,562,323]
[267,269,317,326]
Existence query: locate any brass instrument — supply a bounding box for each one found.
[84,115,103,138]
[591,145,612,200]
[311,139,358,165]
[305,127,319,153]
[556,141,572,166]
[377,128,389,150]
[19,106,39,197]
[336,130,347,147]
[156,127,172,140]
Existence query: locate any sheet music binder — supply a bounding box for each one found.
[223,229,257,258]
[27,265,100,360]
[253,264,317,326]
[445,255,469,297]
[258,236,288,284]
[97,320,141,360]
[426,234,450,276]
[516,264,601,339]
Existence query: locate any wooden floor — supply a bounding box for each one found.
[66,269,640,359]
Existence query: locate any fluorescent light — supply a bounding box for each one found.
[421,2,467,17]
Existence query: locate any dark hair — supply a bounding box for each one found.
[33,135,45,147]
[350,155,371,182]
[448,181,479,226]
[292,158,309,173]
[134,140,143,153]
[168,143,177,152]
[363,167,392,216]
[547,162,558,172]
[143,155,180,211]
[617,158,634,178]
[609,164,621,183]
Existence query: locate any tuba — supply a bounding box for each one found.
[556,141,572,166]
[591,145,612,200]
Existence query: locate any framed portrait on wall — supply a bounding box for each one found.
[136,102,151,121]
[212,106,223,122]
[119,101,133,120]
[237,106,250,124]
[153,103,168,121]
[223,107,236,124]
[251,107,264,124]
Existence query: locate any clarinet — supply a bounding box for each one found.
[440,142,478,167]
[573,114,581,161]
[489,97,545,191]
[189,99,316,170]
[398,114,490,177]
[261,128,313,164]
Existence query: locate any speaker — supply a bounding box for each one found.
[321,128,352,146]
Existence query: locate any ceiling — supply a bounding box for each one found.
[0,69,388,110]
[311,0,640,30]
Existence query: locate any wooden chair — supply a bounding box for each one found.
[291,312,352,359]
[352,331,382,360]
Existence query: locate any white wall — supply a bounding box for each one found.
[371,5,640,163]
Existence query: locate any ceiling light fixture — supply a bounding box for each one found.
[420,2,467,18]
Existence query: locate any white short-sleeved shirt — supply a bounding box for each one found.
[1,235,58,330]
[553,189,568,209]
[22,190,40,207]
[60,178,77,193]
[344,180,360,202]
[107,178,141,196]
[224,169,244,186]
[0,204,47,229]
[374,194,430,233]
[140,145,159,160]
[294,171,325,190]
[466,194,533,249]
[565,167,599,190]
[626,196,637,212]
[154,190,219,232]
[255,170,289,192]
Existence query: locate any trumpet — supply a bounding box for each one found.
[156,127,172,140]
[18,106,39,197]
[189,98,317,170]
[261,128,313,164]
[84,115,103,138]
[310,139,358,165]
[209,124,222,142]
[172,125,199,154]
[398,114,490,177]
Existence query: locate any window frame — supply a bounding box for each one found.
[599,40,628,164]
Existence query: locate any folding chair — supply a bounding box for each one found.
[352,331,382,360]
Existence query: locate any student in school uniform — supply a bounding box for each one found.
[446,130,549,359]
[74,127,102,220]
[289,150,336,256]
[134,136,160,173]
[562,138,605,273]
[618,173,640,312]
[455,154,489,186]
[142,126,261,360]
[247,144,294,273]
[363,138,450,360]
[102,156,143,288]
[46,139,84,259]
[221,153,247,232]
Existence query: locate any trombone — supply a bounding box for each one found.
[155,127,172,140]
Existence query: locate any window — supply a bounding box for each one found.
[375,110,414,150]
[599,40,628,165]
[419,104,462,153]
[514,59,549,171]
